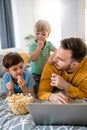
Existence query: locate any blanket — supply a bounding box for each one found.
[0,95,87,130]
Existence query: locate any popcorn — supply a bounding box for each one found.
[6,93,34,115]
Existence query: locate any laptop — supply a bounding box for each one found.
[27,101,87,125]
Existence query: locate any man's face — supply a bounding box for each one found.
[54,46,73,71]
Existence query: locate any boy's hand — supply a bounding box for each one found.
[6,82,14,94]
[37,40,44,49]
[17,76,26,89]
[48,51,57,64]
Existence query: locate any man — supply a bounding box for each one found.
[37,37,87,104]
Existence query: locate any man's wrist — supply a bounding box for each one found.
[64,83,69,90]
[48,93,54,101]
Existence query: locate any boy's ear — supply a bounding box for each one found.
[5,68,9,72]
[47,33,50,37]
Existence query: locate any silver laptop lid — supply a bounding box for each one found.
[27,102,87,125]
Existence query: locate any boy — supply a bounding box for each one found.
[2,52,35,96]
[29,19,56,94]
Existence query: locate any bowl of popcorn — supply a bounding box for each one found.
[6,93,35,115]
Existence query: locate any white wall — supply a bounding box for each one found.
[60,0,78,38]
[11,0,86,50]
[78,0,85,40]
[60,0,85,40]
[11,0,34,50]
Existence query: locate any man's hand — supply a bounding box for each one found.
[49,92,70,104]
[50,73,69,90]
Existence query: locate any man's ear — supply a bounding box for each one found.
[71,61,80,68]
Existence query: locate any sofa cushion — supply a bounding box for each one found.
[0,55,5,78]
[19,52,29,63]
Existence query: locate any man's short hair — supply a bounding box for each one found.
[61,38,87,62]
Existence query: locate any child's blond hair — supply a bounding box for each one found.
[34,19,51,34]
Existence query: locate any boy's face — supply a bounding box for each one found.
[34,29,49,43]
[6,62,24,79]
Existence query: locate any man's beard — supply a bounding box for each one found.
[54,62,72,73]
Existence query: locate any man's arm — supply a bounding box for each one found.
[37,62,55,100]
[37,62,70,104]
[66,80,87,99]
[50,72,87,99]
